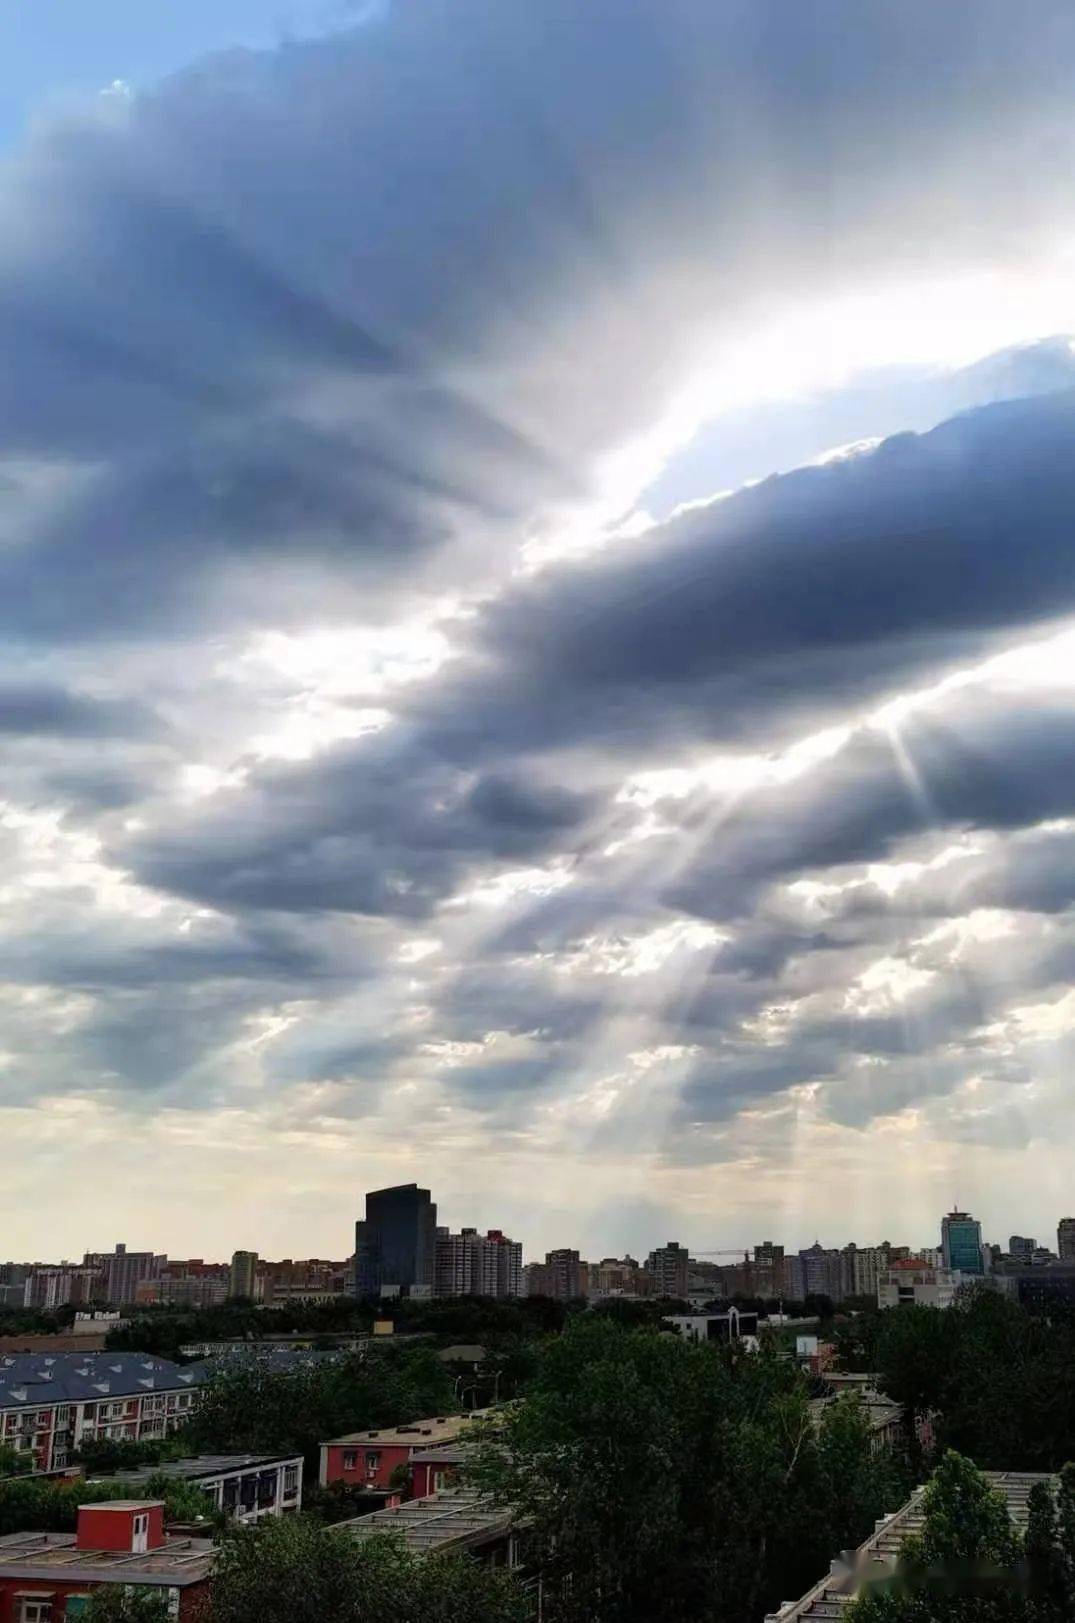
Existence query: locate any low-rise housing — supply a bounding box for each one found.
[877,1258,962,1309]
[808,1388,905,1452]
[0,1500,214,1623]
[663,1309,759,1344]
[320,1411,492,1492]
[338,1485,518,1565]
[0,1355,203,1474]
[90,1453,303,1522]
[765,1469,1049,1620]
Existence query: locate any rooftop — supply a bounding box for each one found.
[0,1529,214,1588]
[808,1389,904,1436]
[89,1453,301,1488]
[324,1409,493,1448]
[766,1470,1054,1621]
[0,1353,203,1409]
[337,1487,513,1556]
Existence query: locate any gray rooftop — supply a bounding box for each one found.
[766,1470,1055,1621]
[0,1353,204,1410]
[89,1453,301,1488]
[0,1528,214,1588]
[337,1487,513,1556]
[182,1347,344,1379]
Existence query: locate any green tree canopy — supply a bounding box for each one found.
[471,1315,911,1623]
[210,1511,529,1623]
[182,1346,455,1470]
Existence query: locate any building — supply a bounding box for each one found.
[683,1259,722,1303]
[878,1257,961,1309]
[320,1411,492,1491]
[523,1250,586,1300]
[663,1309,759,1344]
[101,1246,164,1306]
[410,1440,474,1499]
[850,1246,889,1300]
[339,1486,520,1568]
[645,1242,690,1298]
[940,1209,984,1276]
[1058,1218,1075,1261]
[753,1242,786,1297]
[784,1255,806,1301]
[0,1353,203,1473]
[258,1258,350,1303]
[0,1499,214,1623]
[355,1185,437,1299]
[228,1251,258,1300]
[91,1453,303,1522]
[765,1469,1051,1621]
[1009,1235,1036,1266]
[798,1243,844,1301]
[588,1256,651,1300]
[433,1229,522,1299]
[21,1270,102,1312]
[807,1386,906,1453]
[136,1277,227,1310]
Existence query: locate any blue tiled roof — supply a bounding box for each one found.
[0,1352,205,1409]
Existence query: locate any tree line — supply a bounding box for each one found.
[841,1288,1075,1470]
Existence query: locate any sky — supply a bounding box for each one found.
[5,0,1075,1264]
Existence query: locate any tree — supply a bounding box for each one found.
[875,1304,953,1450]
[847,1453,1037,1622]
[209,1511,529,1623]
[83,1589,171,1623]
[182,1346,455,1471]
[471,1315,905,1623]
[0,1444,31,1478]
[74,1437,182,1476]
[901,1452,1021,1571]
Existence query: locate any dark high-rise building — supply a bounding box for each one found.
[355,1184,437,1298]
[1058,1218,1075,1261]
[1009,1235,1036,1266]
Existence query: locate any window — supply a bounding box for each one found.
[365,1450,381,1473]
[64,1599,89,1618]
[54,1407,69,1426]
[19,1598,53,1623]
[342,1449,357,1470]
[283,1464,299,1497]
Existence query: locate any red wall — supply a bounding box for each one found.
[411,1458,461,1498]
[77,1505,165,1552]
[0,1577,209,1623]
[323,1443,412,1490]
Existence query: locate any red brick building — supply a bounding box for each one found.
[0,1354,203,1473]
[319,1411,490,1492]
[0,1500,213,1623]
[410,1439,471,1499]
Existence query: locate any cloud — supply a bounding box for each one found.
[0,685,159,737]
[416,390,1075,758]
[8,2,1075,1249]
[4,2,1075,641]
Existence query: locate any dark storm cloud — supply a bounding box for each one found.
[122,733,594,918]
[8,0,1075,1163]
[0,685,158,737]
[418,391,1075,757]
[3,3,1075,636]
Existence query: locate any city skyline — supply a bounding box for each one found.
[10,1200,1075,1278]
[5,4,1075,1254]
